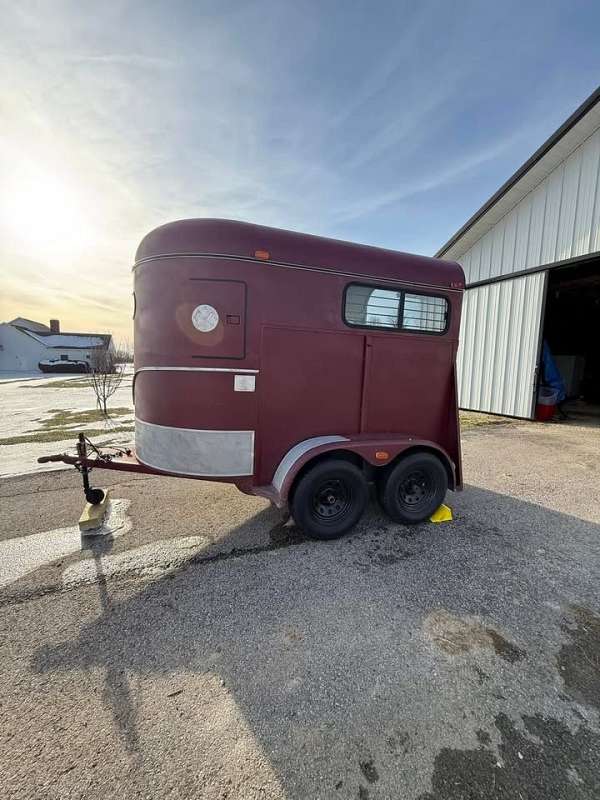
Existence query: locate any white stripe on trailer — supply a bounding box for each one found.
[135,418,255,477]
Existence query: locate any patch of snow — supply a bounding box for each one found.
[0,365,134,476]
[0,371,50,383]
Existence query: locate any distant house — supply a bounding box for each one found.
[0,317,113,373]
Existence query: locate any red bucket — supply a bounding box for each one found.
[535,402,556,421]
[536,387,558,421]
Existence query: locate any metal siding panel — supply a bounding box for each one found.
[573,129,600,255]
[514,195,532,271]
[504,277,525,414]
[519,271,546,416]
[462,289,477,408]
[502,211,518,275]
[460,251,472,285]
[591,156,600,253]
[457,273,546,418]
[556,148,582,261]
[493,279,512,414]
[457,286,475,409]
[476,283,492,410]
[456,292,467,405]
[471,285,488,408]
[479,233,493,282]
[490,220,505,279]
[527,185,547,267]
[470,240,482,282]
[540,164,564,264]
[480,282,500,410]
[514,276,535,417]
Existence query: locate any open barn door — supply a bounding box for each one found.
[456,271,548,419]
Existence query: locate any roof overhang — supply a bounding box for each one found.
[436,86,600,261]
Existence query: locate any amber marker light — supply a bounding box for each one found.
[375,451,389,461]
[255,249,270,260]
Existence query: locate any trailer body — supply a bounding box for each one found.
[43,219,465,538]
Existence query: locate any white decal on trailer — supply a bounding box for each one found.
[234,374,256,392]
[191,304,219,332]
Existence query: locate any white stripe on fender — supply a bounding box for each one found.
[135,418,255,477]
[272,435,349,493]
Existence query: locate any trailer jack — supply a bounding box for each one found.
[76,433,106,505]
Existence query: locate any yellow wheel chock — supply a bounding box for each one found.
[430,503,453,523]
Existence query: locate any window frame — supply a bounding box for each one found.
[342,281,450,336]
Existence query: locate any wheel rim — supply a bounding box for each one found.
[311,478,353,524]
[397,469,435,510]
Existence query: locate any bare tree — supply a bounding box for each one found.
[88,346,125,415]
[113,338,133,363]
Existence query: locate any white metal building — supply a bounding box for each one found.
[0,317,112,373]
[437,87,600,419]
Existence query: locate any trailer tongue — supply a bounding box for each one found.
[38,433,146,505]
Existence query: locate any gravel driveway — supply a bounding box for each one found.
[1,418,599,799]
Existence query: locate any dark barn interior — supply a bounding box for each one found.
[542,257,600,416]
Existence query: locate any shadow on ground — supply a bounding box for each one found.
[29,485,600,799]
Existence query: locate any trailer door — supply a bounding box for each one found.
[135,271,247,360]
[457,271,547,418]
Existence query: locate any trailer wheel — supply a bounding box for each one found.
[291,459,368,540]
[378,453,447,525]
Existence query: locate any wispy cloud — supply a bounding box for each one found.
[331,130,530,225]
[66,53,176,68]
[1,0,599,339]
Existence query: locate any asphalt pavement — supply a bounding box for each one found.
[1,417,599,799]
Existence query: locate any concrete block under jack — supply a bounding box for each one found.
[79,490,111,533]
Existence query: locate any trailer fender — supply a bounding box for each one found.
[272,435,350,492]
[270,436,456,507]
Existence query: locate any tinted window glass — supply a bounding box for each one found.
[345,285,401,328]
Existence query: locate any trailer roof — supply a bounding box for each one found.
[135,219,464,290]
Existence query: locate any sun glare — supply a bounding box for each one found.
[1,162,92,261]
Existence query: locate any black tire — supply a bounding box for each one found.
[378,453,448,524]
[290,459,368,540]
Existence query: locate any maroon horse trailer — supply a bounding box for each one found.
[41,219,465,539]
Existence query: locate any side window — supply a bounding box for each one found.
[344,284,448,334]
[402,293,448,333]
[345,285,401,328]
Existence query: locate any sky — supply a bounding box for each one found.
[1,0,599,342]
